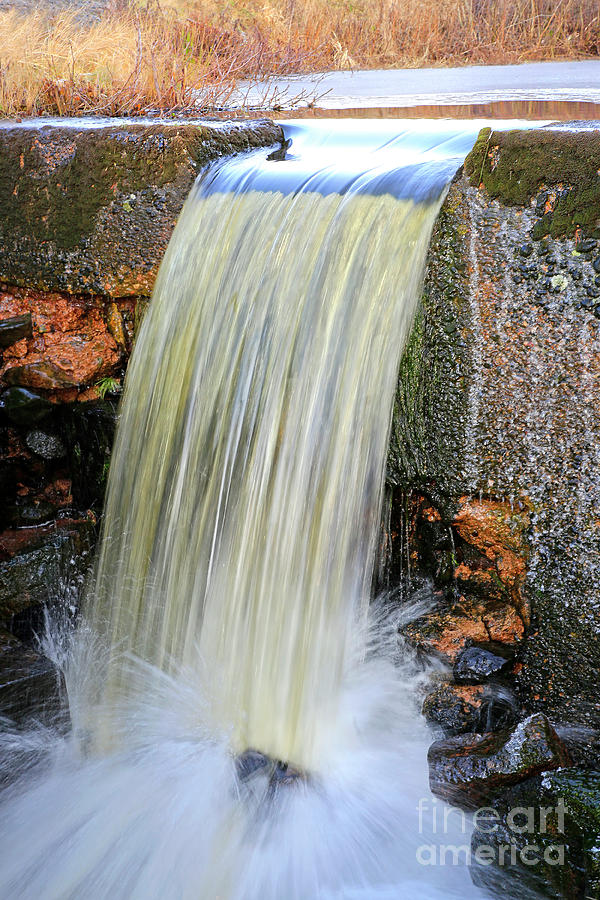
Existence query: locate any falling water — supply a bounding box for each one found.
[0,121,489,899]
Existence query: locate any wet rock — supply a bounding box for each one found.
[0,387,52,425]
[25,428,66,460]
[453,499,530,623]
[0,629,64,727]
[579,238,597,253]
[5,499,57,527]
[470,769,600,900]
[235,749,271,781]
[403,594,524,665]
[428,713,571,810]
[0,525,93,620]
[3,359,77,391]
[235,748,307,791]
[0,313,32,348]
[593,257,600,273]
[554,725,600,768]
[106,302,127,350]
[422,682,485,735]
[453,645,513,684]
[60,400,117,511]
[0,121,283,298]
[390,143,600,733]
[270,760,305,786]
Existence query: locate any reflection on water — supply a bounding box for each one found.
[272,99,600,121]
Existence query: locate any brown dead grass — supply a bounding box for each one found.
[0,0,598,117]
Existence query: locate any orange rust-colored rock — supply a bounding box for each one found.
[0,286,130,397]
[454,497,530,624]
[0,513,94,562]
[403,594,524,665]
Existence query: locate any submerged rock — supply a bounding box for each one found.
[235,749,307,792]
[428,713,571,809]
[235,749,271,781]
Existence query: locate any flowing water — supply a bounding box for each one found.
[0,121,491,899]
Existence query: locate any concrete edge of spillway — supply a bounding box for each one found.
[0,117,284,299]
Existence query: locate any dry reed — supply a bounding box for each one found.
[0,0,598,117]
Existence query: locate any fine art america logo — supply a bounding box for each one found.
[416,797,567,868]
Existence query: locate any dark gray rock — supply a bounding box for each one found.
[454,645,512,684]
[470,769,600,900]
[25,429,66,460]
[0,387,52,426]
[0,525,93,621]
[0,629,64,727]
[422,682,484,735]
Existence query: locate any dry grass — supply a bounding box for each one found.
[0,0,598,117]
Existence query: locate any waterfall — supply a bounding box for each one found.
[0,120,487,900]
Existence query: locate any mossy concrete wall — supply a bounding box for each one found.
[0,119,282,297]
[389,125,600,736]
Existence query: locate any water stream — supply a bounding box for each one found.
[1,121,491,899]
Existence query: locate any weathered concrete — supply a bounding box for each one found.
[390,125,600,735]
[0,119,282,298]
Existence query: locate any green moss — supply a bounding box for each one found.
[387,182,471,515]
[547,770,600,840]
[0,120,281,293]
[464,127,600,239]
[0,126,204,251]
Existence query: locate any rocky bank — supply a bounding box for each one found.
[386,124,600,898]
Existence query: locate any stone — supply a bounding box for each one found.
[0,387,52,425]
[0,524,93,620]
[453,499,530,623]
[3,359,77,391]
[402,594,524,665]
[235,748,307,794]
[453,645,512,684]
[579,238,597,253]
[0,313,32,348]
[0,629,64,727]
[422,683,485,735]
[235,749,271,781]
[470,769,600,900]
[389,136,600,734]
[428,713,571,810]
[25,429,66,460]
[6,500,57,527]
[106,302,127,350]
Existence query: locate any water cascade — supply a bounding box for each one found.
[0,121,489,899]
